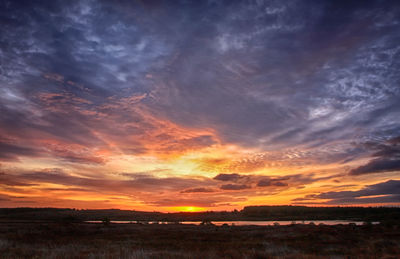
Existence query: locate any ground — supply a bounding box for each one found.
[0,222,399,258]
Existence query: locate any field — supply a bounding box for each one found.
[0,221,399,258]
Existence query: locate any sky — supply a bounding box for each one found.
[0,0,399,212]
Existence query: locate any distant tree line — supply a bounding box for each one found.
[0,206,399,223]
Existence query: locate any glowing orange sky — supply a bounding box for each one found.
[1,106,398,212]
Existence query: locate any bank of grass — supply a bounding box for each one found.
[0,222,399,258]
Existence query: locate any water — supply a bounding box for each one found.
[86,220,379,226]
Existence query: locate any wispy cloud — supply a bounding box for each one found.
[0,0,399,209]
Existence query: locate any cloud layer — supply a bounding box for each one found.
[0,0,399,210]
[293,180,400,204]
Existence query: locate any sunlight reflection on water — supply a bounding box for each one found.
[86,220,380,226]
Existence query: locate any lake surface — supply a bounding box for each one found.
[87,220,379,226]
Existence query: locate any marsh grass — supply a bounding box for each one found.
[0,222,399,258]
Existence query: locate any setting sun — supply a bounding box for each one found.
[172,206,205,212]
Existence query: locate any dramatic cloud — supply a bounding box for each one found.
[257,179,288,187]
[180,187,215,193]
[350,136,400,175]
[0,173,36,187]
[0,169,213,194]
[293,180,400,204]
[213,173,244,182]
[220,184,250,191]
[0,141,43,161]
[350,159,400,175]
[0,0,399,210]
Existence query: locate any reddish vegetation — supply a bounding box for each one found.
[0,222,399,258]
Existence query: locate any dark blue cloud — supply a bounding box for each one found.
[293,180,400,204]
[0,0,399,163]
[144,0,400,151]
[350,158,400,175]
[350,136,400,175]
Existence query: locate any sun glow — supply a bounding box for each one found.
[172,206,206,212]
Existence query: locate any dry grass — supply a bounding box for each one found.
[0,222,399,258]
